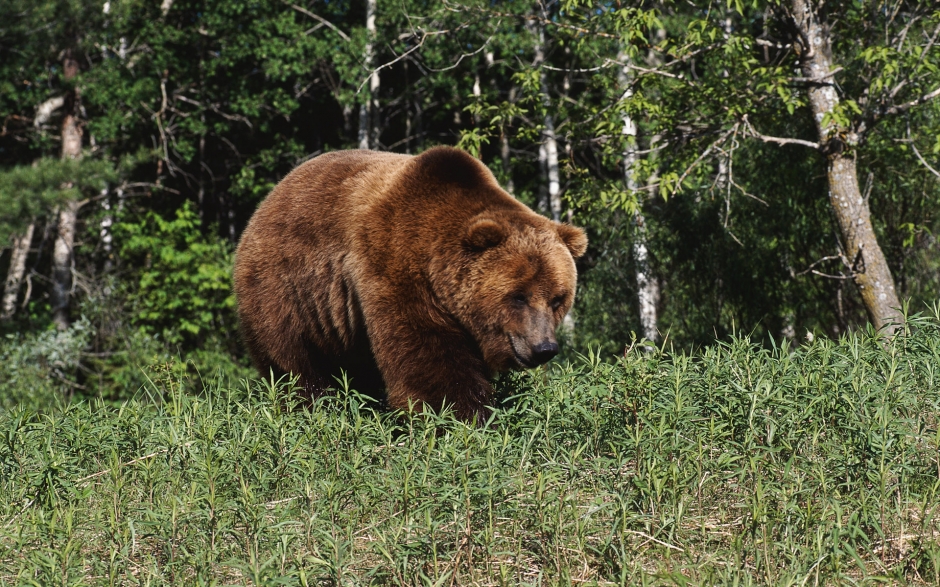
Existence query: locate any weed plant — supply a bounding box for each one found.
[2,310,940,585]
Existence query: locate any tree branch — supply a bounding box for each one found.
[796,254,857,279]
[887,21,940,103]
[742,115,820,150]
[905,121,940,180]
[461,5,619,39]
[286,2,350,41]
[355,32,432,93]
[788,66,843,84]
[910,140,940,180]
[34,96,65,128]
[670,126,737,196]
[882,85,940,117]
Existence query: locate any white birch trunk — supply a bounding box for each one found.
[357,102,369,151]
[529,15,571,334]
[99,188,114,273]
[472,73,481,121]
[52,53,82,331]
[632,218,659,344]
[500,131,514,195]
[358,0,377,150]
[52,200,79,331]
[537,142,549,213]
[529,18,562,222]
[405,60,412,154]
[543,112,562,223]
[33,96,64,129]
[2,224,35,321]
[618,50,660,343]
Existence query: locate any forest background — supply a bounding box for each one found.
[1,0,939,409]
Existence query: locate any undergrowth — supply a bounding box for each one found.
[2,309,940,585]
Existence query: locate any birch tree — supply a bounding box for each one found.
[358,0,379,149]
[525,5,574,337]
[0,95,64,322]
[51,50,83,331]
[618,49,660,344]
[527,9,562,222]
[1,225,34,321]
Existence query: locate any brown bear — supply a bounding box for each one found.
[233,146,587,423]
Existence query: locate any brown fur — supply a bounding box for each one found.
[234,147,587,423]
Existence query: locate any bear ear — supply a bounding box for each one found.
[556,223,588,258]
[465,217,506,251]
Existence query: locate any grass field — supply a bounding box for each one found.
[3,311,940,586]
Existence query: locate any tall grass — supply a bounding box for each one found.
[2,308,940,585]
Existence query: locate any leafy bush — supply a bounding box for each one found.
[0,318,91,413]
[74,290,254,405]
[116,202,236,347]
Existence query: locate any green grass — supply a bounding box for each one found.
[3,311,940,585]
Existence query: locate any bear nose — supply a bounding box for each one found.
[530,341,559,365]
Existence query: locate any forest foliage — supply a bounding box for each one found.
[1,0,939,403]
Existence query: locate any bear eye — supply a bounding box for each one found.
[550,296,565,311]
[512,293,528,307]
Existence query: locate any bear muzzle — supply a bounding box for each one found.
[509,334,559,368]
[530,340,560,365]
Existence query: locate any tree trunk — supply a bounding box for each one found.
[52,51,82,331]
[101,188,115,274]
[632,217,660,343]
[542,109,562,223]
[537,142,549,214]
[529,17,562,222]
[790,0,903,335]
[414,96,423,152]
[52,201,79,330]
[618,50,660,343]
[198,121,206,220]
[528,15,572,335]
[2,224,35,321]
[500,130,514,194]
[358,0,377,150]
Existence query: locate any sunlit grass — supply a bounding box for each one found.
[2,309,940,585]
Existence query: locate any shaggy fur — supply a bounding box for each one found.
[234,147,587,423]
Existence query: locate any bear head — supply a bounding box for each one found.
[445,211,588,373]
[408,146,588,374]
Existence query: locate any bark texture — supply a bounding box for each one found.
[52,201,79,331]
[632,217,659,343]
[500,131,514,194]
[530,17,562,222]
[2,224,35,321]
[358,0,378,149]
[790,0,903,335]
[33,96,64,129]
[529,15,571,335]
[52,51,82,331]
[618,50,659,343]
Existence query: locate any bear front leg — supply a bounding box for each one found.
[365,313,495,424]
